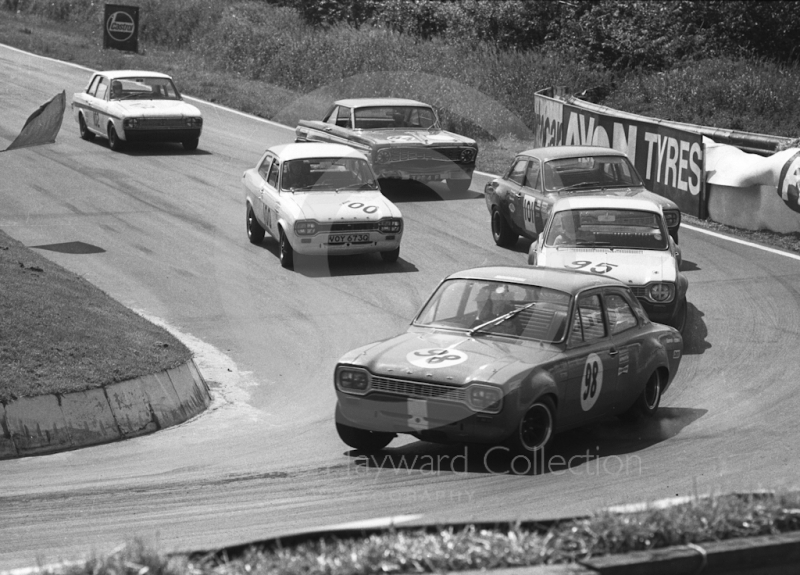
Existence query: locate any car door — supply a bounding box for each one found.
[603,288,647,412]
[499,157,528,233]
[519,158,551,238]
[559,291,620,428]
[312,105,353,146]
[84,76,109,134]
[262,158,281,236]
[243,153,272,232]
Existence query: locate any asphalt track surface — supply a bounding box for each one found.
[2,45,800,570]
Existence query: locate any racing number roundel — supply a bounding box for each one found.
[580,353,603,411]
[407,348,468,369]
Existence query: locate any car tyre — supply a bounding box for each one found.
[491,207,519,247]
[279,228,294,270]
[381,247,400,263]
[79,114,95,141]
[183,138,199,151]
[108,124,124,151]
[335,405,394,451]
[506,396,555,454]
[619,370,662,422]
[246,206,265,244]
[446,178,471,193]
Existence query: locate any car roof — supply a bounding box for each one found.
[445,266,625,295]
[335,98,431,108]
[98,70,173,80]
[552,195,662,213]
[517,145,628,161]
[267,142,369,162]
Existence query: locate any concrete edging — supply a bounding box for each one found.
[0,359,211,459]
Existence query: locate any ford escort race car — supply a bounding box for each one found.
[485,146,682,247]
[528,196,688,332]
[71,70,203,151]
[243,142,403,269]
[295,98,477,192]
[334,266,683,453]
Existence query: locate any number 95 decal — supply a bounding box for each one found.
[566,260,618,274]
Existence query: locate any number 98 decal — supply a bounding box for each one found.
[580,353,603,411]
[407,348,468,369]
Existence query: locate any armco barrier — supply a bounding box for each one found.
[0,359,211,459]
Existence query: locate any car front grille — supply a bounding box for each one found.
[316,222,379,233]
[630,286,647,298]
[371,375,466,403]
[384,147,463,163]
[137,118,187,129]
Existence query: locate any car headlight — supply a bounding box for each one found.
[376,148,391,164]
[294,220,317,236]
[185,117,203,127]
[378,218,402,234]
[664,210,681,228]
[336,366,371,395]
[648,282,675,303]
[123,118,139,129]
[466,383,503,414]
[460,147,477,163]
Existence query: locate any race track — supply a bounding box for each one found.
[1,44,800,569]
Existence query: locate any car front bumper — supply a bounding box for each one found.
[374,164,474,182]
[291,233,402,256]
[122,127,201,143]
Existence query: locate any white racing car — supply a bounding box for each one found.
[71,70,203,151]
[243,142,403,270]
[528,196,688,331]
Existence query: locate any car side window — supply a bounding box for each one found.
[267,161,279,188]
[568,294,607,345]
[336,106,352,128]
[95,78,109,101]
[604,292,638,335]
[87,76,101,97]
[323,106,338,124]
[507,159,527,185]
[258,156,273,180]
[524,158,542,191]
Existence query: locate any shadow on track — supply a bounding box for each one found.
[380,180,484,203]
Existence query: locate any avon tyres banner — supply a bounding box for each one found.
[103,4,139,52]
[3,91,65,152]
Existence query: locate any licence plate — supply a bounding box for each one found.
[411,174,440,182]
[329,233,369,243]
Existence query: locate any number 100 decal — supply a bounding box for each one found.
[580,353,603,411]
[407,348,468,369]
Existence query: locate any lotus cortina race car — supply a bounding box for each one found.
[243,142,403,269]
[528,196,688,331]
[334,266,683,453]
[295,98,478,193]
[71,70,203,151]
[485,145,682,246]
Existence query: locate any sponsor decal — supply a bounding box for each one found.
[778,150,800,214]
[580,353,603,411]
[106,11,135,42]
[407,348,468,369]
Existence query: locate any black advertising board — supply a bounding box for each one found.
[103,4,139,52]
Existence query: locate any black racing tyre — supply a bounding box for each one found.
[506,396,556,454]
[446,178,471,193]
[491,207,519,247]
[79,114,95,141]
[619,370,662,422]
[279,228,294,269]
[380,247,400,263]
[246,206,265,244]
[670,298,688,334]
[182,138,199,151]
[335,405,394,451]
[108,124,124,151]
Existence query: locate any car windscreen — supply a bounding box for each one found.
[545,208,669,250]
[111,77,181,100]
[353,106,437,130]
[413,279,572,343]
[280,157,379,192]
[543,155,643,192]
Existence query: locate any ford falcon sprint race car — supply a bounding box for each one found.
[528,196,688,332]
[71,70,203,151]
[243,142,403,270]
[334,266,683,453]
[485,146,682,247]
[295,98,478,193]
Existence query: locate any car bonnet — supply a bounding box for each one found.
[540,246,679,285]
[356,129,474,147]
[289,190,399,221]
[112,100,201,117]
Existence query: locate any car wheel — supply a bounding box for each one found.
[335,405,394,451]
[619,370,662,422]
[507,396,555,454]
[107,124,124,151]
[279,228,294,270]
[78,114,94,141]
[446,178,471,193]
[380,247,400,263]
[246,206,265,244]
[182,138,199,151]
[491,207,519,247]
[670,297,688,333]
